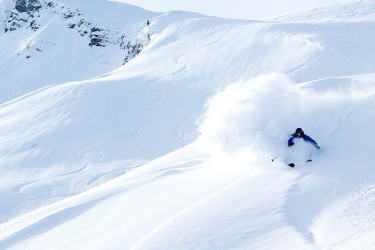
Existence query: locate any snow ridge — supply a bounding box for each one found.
[274,0,375,22]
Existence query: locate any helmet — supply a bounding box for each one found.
[295,128,304,134]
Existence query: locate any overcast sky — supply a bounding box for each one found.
[115,0,351,20]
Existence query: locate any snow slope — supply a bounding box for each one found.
[274,0,375,22]
[1,0,375,249]
[0,0,160,104]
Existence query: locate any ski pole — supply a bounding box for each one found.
[271,147,288,162]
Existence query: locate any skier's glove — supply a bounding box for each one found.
[288,142,294,147]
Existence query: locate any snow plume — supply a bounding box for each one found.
[196,74,298,165]
[196,73,375,166]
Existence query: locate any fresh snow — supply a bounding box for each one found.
[1,0,375,249]
[0,0,161,104]
[273,0,375,23]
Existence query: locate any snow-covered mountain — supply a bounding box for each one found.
[0,0,162,104]
[1,0,375,249]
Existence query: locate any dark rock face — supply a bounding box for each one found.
[29,20,40,31]
[123,32,151,64]
[89,27,106,47]
[15,0,42,13]
[91,27,101,33]
[5,0,45,33]
[15,0,27,12]
[89,37,104,47]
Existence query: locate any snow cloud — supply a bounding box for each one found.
[196,73,375,163]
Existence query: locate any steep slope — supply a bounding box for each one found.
[0,14,320,224]
[0,0,160,104]
[2,0,375,249]
[0,5,207,223]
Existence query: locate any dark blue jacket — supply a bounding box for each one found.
[288,134,320,149]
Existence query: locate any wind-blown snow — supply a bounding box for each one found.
[1,0,375,249]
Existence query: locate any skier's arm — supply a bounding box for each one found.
[305,135,320,149]
[288,137,295,147]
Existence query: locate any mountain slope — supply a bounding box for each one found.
[274,0,375,22]
[0,0,160,104]
[1,0,375,249]
[0,2,207,224]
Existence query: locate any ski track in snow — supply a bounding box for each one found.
[7,162,86,194]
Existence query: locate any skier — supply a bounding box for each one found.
[287,128,320,167]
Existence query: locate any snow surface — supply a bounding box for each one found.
[274,0,375,22]
[0,0,161,104]
[1,0,375,249]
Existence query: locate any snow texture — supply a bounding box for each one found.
[1,0,375,249]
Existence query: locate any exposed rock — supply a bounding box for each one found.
[29,20,40,30]
[89,37,104,47]
[91,27,101,33]
[124,31,151,64]
[15,0,42,14]
[3,0,152,63]
[89,27,106,47]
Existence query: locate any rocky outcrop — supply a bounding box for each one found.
[89,27,106,47]
[124,32,151,64]
[15,0,43,13]
[4,0,52,33]
[2,0,152,62]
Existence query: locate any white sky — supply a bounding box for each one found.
[114,0,352,20]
